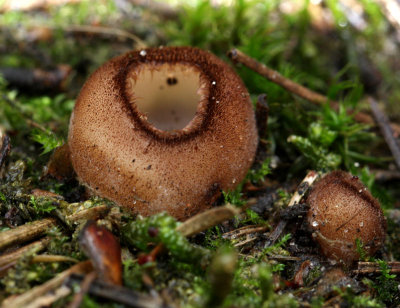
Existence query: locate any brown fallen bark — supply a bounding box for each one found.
[0,65,71,92]
[228,48,400,135]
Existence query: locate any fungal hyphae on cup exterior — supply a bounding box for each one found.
[68,47,258,220]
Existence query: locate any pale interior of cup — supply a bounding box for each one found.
[127,63,204,131]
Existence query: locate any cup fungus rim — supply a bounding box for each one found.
[113,46,225,143]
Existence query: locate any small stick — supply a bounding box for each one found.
[0,218,57,252]
[0,237,49,268]
[228,48,329,105]
[65,204,110,224]
[32,255,78,264]
[352,261,400,274]
[234,237,257,247]
[68,271,97,308]
[268,255,301,261]
[65,274,166,308]
[369,97,400,170]
[265,171,319,247]
[228,48,400,135]
[222,225,268,239]
[63,25,147,48]
[0,205,109,251]
[256,94,269,137]
[24,286,71,308]
[0,133,10,169]
[0,65,71,92]
[373,169,400,181]
[1,260,93,308]
[176,199,257,237]
[288,170,319,207]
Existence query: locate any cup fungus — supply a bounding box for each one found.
[307,171,386,265]
[68,46,258,220]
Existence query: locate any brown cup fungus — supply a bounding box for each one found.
[68,47,258,220]
[307,171,386,265]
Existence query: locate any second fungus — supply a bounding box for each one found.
[68,47,258,220]
[307,171,386,265]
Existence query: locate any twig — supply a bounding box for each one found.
[234,237,257,247]
[0,237,49,268]
[0,65,71,92]
[32,255,79,264]
[352,261,400,274]
[25,286,71,308]
[369,97,400,170]
[65,274,168,308]
[0,204,110,251]
[268,255,301,261]
[228,48,329,104]
[0,218,57,252]
[65,204,110,224]
[0,133,10,169]
[265,171,318,247]
[373,169,400,181]
[288,171,319,207]
[256,94,269,138]
[68,271,97,308]
[176,199,257,237]
[222,225,268,240]
[228,48,400,135]
[63,24,147,48]
[0,260,93,308]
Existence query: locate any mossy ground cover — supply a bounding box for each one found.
[0,0,400,307]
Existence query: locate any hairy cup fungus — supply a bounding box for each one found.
[307,171,386,265]
[68,46,258,220]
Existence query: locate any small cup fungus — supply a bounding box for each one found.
[307,171,386,265]
[68,47,258,220]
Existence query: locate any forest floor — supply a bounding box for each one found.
[0,0,400,307]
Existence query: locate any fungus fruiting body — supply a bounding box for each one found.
[68,47,258,220]
[307,171,386,265]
